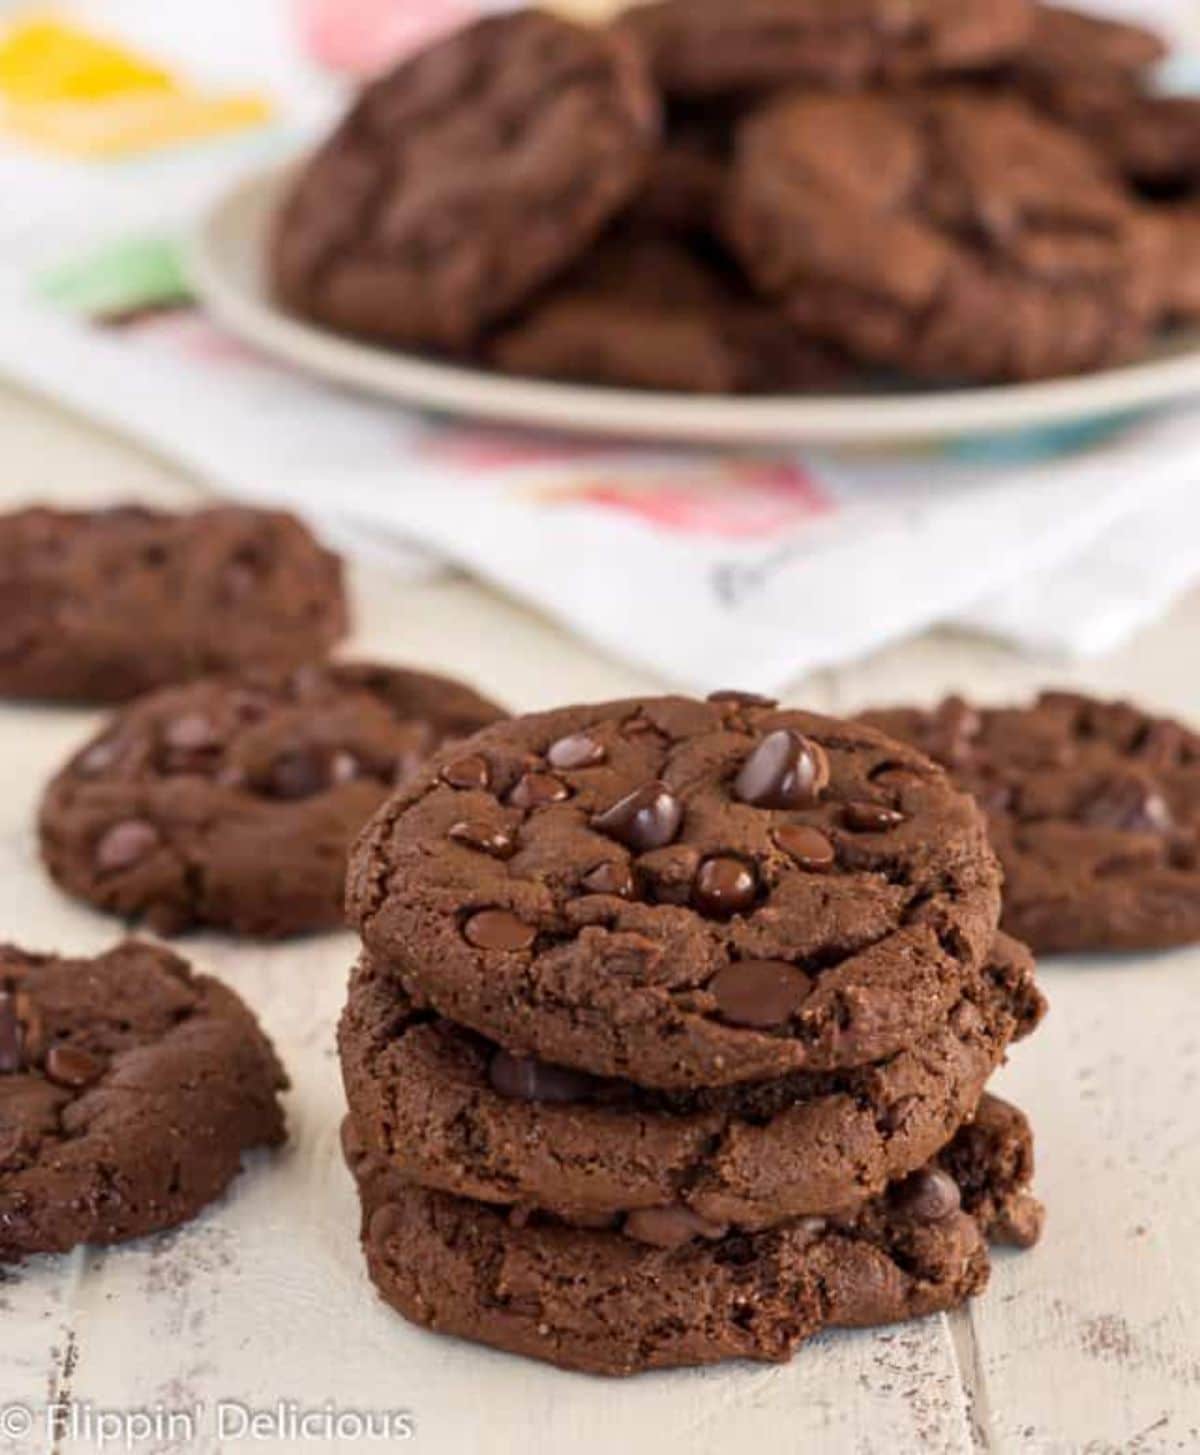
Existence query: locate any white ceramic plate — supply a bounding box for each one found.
[188,162,1200,447]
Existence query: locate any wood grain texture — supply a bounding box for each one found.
[0,381,1197,1453]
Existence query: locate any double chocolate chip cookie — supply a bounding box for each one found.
[347,693,1002,1088]
[272,11,659,352]
[340,692,1044,1374]
[0,940,286,1261]
[344,1093,1040,1377]
[340,935,1043,1230]
[619,0,1034,99]
[858,691,1200,954]
[725,88,1164,383]
[0,506,347,703]
[39,663,504,938]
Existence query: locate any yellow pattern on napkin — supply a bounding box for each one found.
[0,15,271,157]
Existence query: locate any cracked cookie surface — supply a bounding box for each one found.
[724,88,1163,383]
[0,506,347,703]
[0,940,286,1261]
[271,10,659,352]
[343,1093,1039,1376]
[339,934,1042,1228]
[39,663,505,938]
[858,691,1200,953]
[619,0,1033,99]
[346,694,1001,1087]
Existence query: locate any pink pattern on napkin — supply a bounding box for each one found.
[294,0,480,76]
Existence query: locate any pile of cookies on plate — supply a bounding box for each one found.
[270,1,1200,395]
[6,503,1200,1376]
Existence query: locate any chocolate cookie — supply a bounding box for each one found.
[857,691,1200,954]
[343,1094,1039,1376]
[724,89,1163,383]
[0,940,286,1261]
[340,935,1042,1229]
[619,0,1034,99]
[487,231,846,394]
[1009,7,1200,197]
[271,11,658,352]
[0,506,347,703]
[39,663,505,938]
[347,694,1001,1088]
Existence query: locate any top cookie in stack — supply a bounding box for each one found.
[270,3,1199,391]
[338,693,1046,1375]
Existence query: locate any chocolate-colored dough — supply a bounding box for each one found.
[0,505,346,703]
[347,694,1001,1087]
[0,940,286,1261]
[40,663,504,938]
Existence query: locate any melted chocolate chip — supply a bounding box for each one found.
[449,819,517,858]
[774,824,836,871]
[77,738,120,777]
[694,857,757,918]
[487,1049,597,1102]
[581,860,635,898]
[95,819,160,872]
[707,690,778,708]
[623,1205,728,1249]
[0,991,22,1074]
[842,801,906,833]
[708,960,811,1029]
[44,1044,105,1089]
[892,1167,961,1223]
[734,730,829,809]
[463,909,536,951]
[546,733,606,770]
[1079,777,1172,834]
[592,781,683,852]
[267,746,331,800]
[509,772,571,809]
[442,755,491,790]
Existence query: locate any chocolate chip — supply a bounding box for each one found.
[267,746,330,799]
[449,819,516,858]
[592,781,683,851]
[694,857,757,918]
[442,755,490,790]
[892,1167,961,1223]
[547,733,605,770]
[581,861,635,898]
[163,713,220,751]
[842,801,906,832]
[734,730,828,809]
[707,690,778,708]
[95,819,160,872]
[463,909,536,951]
[487,1050,597,1102]
[44,1044,105,1089]
[774,824,836,871]
[1079,777,1172,834]
[623,1205,728,1249]
[0,991,22,1074]
[509,772,570,809]
[708,960,811,1029]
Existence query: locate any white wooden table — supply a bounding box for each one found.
[0,380,1197,1455]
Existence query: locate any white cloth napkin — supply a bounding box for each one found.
[1,0,1200,693]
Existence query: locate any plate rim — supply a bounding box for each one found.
[186,161,1200,447]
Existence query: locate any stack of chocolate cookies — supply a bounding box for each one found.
[338,694,1046,1375]
[271,3,1200,394]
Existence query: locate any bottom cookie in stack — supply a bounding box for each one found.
[342,1096,1039,1378]
[338,938,1044,1376]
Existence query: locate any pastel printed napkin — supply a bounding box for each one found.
[1,0,1199,692]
